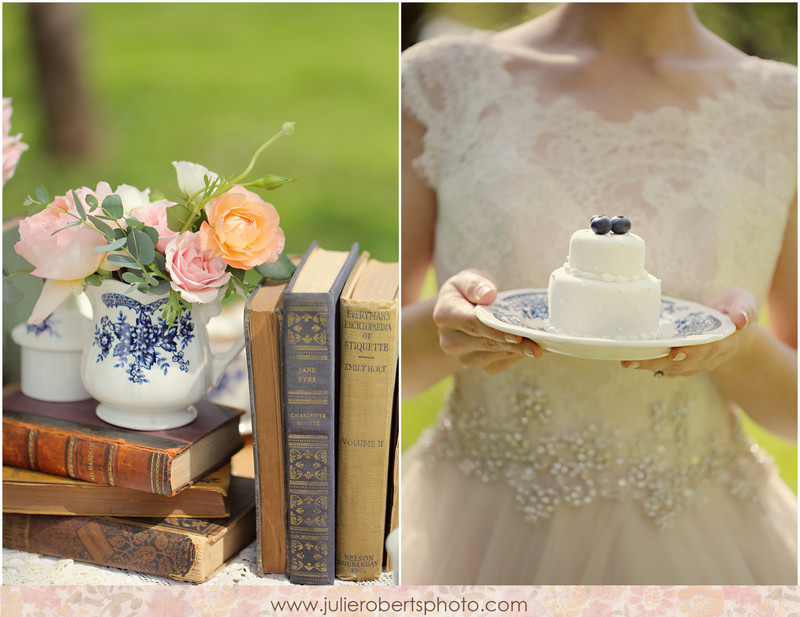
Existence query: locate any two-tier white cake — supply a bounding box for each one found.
[547,217,661,339]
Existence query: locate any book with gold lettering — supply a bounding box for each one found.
[2,385,243,497]
[3,476,256,583]
[335,254,398,581]
[3,464,232,518]
[281,241,359,585]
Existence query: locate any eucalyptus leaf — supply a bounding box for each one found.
[85,195,99,208]
[87,215,115,239]
[85,274,104,286]
[106,253,142,269]
[35,185,49,204]
[25,202,47,215]
[101,194,123,219]
[93,236,128,252]
[142,225,160,248]
[127,230,155,265]
[142,271,158,285]
[152,251,167,272]
[254,252,296,280]
[3,278,24,304]
[142,279,171,296]
[125,217,145,231]
[121,271,144,284]
[72,190,87,221]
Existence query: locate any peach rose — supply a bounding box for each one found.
[15,182,114,322]
[131,199,179,253]
[199,185,285,270]
[165,231,231,303]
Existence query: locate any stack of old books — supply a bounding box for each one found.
[2,386,255,583]
[245,242,400,585]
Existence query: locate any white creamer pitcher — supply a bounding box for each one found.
[81,279,244,430]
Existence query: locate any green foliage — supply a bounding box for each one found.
[2,265,26,304]
[254,252,296,281]
[166,205,192,233]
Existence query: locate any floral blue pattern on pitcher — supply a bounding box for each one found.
[92,293,195,384]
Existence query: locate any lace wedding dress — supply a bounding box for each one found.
[401,32,797,585]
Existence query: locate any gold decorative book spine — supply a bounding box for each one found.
[281,242,358,585]
[335,257,399,581]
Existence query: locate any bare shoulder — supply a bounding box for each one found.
[701,26,796,105]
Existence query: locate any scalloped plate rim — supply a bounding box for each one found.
[474,289,736,361]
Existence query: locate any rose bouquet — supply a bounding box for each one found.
[10,122,296,326]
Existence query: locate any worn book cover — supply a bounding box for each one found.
[282,242,359,585]
[244,276,292,575]
[335,254,399,581]
[3,385,243,496]
[3,476,256,583]
[3,464,232,518]
[385,375,400,572]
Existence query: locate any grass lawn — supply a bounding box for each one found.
[3,3,398,260]
[2,2,398,384]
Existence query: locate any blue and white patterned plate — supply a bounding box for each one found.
[474,289,736,361]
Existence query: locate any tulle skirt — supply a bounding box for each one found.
[400,445,797,585]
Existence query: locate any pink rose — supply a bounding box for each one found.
[131,199,179,252]
[199,185,285,270]
[15,182,115,322]
[3,98,28,185]
[165,231,231,303]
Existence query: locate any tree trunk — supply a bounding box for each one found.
[27,3,95,157]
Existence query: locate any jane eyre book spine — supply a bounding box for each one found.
[282,242,358,585]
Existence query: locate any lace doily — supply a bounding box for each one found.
[3,541,395,586]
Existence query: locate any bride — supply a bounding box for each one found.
[400,3,796,584]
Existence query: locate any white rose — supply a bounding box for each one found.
[115,184,151,215]
[171,161,220,197]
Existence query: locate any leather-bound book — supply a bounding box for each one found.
[282,242,358,585]
[3,385,243,496]
[335,254,399,581]
[3,476,257,583]
[3,464,232,518]
[244,277,292,575]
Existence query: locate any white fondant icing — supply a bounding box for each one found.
[568,229,647,279]
[548,227,661,340]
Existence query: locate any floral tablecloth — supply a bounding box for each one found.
[2,576,798,617]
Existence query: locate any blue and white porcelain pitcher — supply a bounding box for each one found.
[81,279,244,430]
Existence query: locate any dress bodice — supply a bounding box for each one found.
[402,33,797,530]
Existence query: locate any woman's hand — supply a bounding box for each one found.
[621,288,759,377]
[433,269,543,374]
